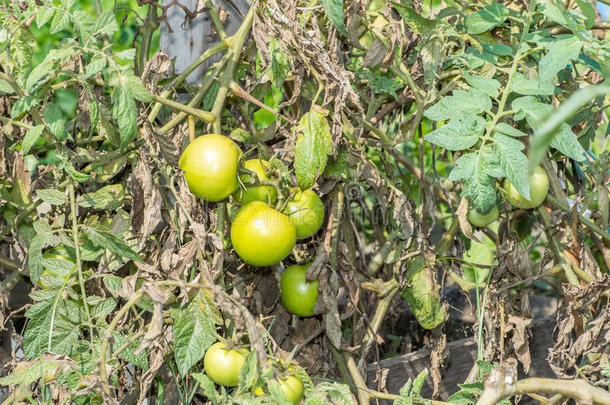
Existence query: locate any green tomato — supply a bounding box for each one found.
[179,134,242,202]
[233,159,278,205]
[278,373,304,405]
[468,206,499,227]
[284,189,324,240]
[503,166,549,209]
[203,342,248,387]
[231,201,297,267]
[280,263,319,317]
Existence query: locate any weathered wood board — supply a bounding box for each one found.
[366,317,557,404]
[160,0,250,83]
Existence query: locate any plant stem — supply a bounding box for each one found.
[546,194,610,244]
[136,3,159,76]
[205,0,227,40]
[344,352,370,405]
[151,94,215,123]
[99,290,145,395]
[158,54,231,133]
[537,206,580,286]
[147,41,227,123]
[69,184,94,346]
[210,5,256,133]
[477,375,610,405]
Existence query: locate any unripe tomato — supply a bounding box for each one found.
[284,189,324,240]
[203,342,248,387]
[231,201,296,267]
[233,159,278,205]
[254,368,304,405]
[280,263,319,317]
[179,134,241,202]
[468,206,499,227]
[503,166,549,209]
[278,373,304,405]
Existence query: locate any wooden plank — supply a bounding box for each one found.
[160,0,249,83]
[366,317,556,404]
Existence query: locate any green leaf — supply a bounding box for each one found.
[0,358,64,386]
[480,43,513,56]
[72,9,96,41]
[538,3,579,32]
[529,86,609,167]
[37,189,68,205]
[0,79,14,94]
[448,389,476,404]
[538,35,582,81]
[28,234,46,285]
[82,225,142,262]
[465,4,509,34]
[112,331,149,370]
[50,7,70,35]
[172,296,217,376]
[268,37,291,88]
[11,96,37,119]
[424,88,491,121]
[192,373,218,402]
[94,12,118,37]
[359,70,403,99]
[320,0,346,35]
[84,55,107,79]
[492,134,530,199]
[424,113,485,151]
[511,96,554,121]
[495,123,527,137]
[549,123,587,162]
[64,162,92,183]
[392,2,437,35]
[294,108,333,189]
[26,48,73,93]
[463,72,500,99]
[22,125,45,155]
[77,184,125,210]
[412,369,428,396]
[511,77,556,96]
[36,7,55,29]
[575,0,595,29]
[111,75,138,147]
[44,102,70,141]
[449,153,497,213]
[125,75,152,102]
[401,260,444,329]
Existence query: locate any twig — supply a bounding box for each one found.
[151,94,215,123]
[69,184,94,345]
[477,372,610,405]
[546,194,610,244]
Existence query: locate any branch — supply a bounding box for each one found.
[477,371,610,405]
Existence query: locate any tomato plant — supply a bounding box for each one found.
[1,0,609,404]
[280,263,319,317]
[179,134,242,202]
[233,159,278,205]
[203,342,248,387]
[503,166,550,209]
[230,201,297,266]
[284,189,325,239]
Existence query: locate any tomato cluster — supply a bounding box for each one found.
[467,166,550,227]
[179,134,322,315]
[203,341,304,403]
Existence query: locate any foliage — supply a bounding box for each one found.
[0,0,609,403]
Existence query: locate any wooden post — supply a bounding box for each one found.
[160,0,249,83]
